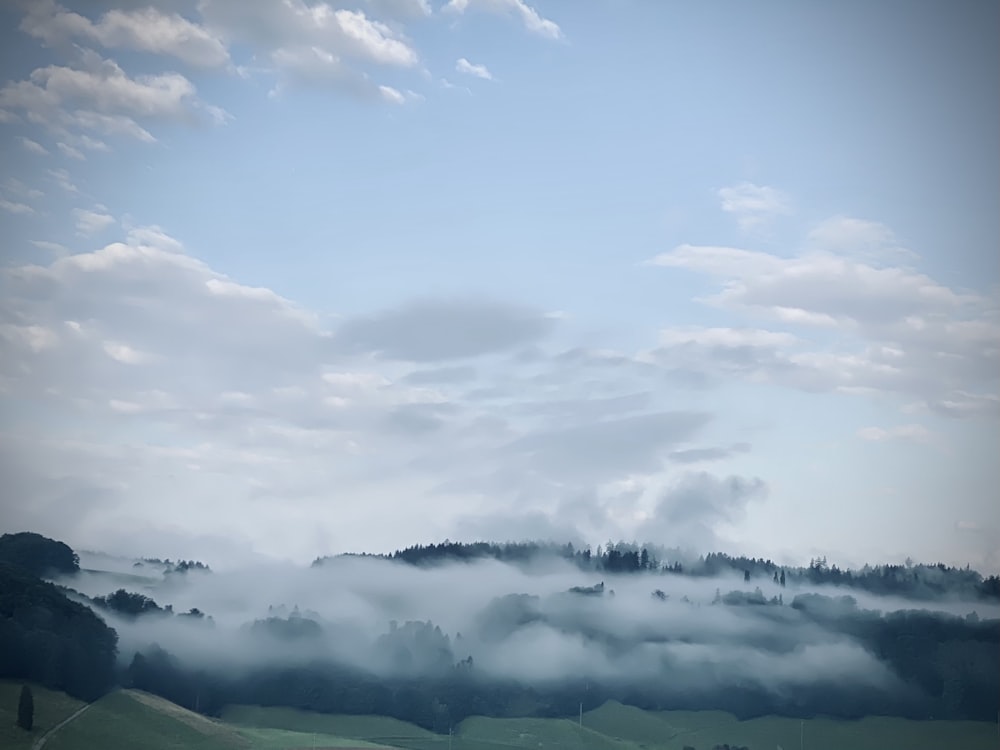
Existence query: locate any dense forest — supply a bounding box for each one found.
[0,561,117,701]
[1,531,998,731]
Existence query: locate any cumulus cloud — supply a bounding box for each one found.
[20,0,231,68]
[444,0,562,39]
[197,0,419,100]
[456,57,493,80]
[647,220,1000,417]
[0,51,225,143]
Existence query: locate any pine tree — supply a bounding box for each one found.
[17,684,34,731]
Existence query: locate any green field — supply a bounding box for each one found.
[0,681,86,750]
[4,682,996,750]
[45,690,249,750]
[584,701,998,750]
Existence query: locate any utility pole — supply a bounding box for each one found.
[579,702,583,727]
[449,725,453,750]
[800,720,804,750]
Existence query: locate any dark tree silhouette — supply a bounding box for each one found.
[0,532,79,577]
[17,684,33,731]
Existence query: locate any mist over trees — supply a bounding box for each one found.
[319,541,1000,602]
[1,531,997,731]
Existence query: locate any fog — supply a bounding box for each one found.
[58,549,999,703]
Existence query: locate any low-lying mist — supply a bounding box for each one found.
[61,549,999,706]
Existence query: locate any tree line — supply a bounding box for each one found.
[317,541,1000,601]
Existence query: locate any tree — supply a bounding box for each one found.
[17,684,33,731]
[779,569,786,587]
[0,532,79,577]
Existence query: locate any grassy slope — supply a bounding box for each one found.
[584,701,998,750]
[45,690,250,750]
[0,681,85,750]
[7,685,995,750]
[224,700,998,750]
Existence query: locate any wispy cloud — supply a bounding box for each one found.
[456,57,493,80]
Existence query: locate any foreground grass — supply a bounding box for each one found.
[45,690,249,750]
[0,680,85,750]
[584,701,999,750]
[7,685,996,750]
[226,700,999,750]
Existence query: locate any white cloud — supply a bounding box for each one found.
[807,216,916,264]
[103,341,155,365]
[379,84,406,104]
[0,51,223,145]
[333,8,419,66]
[657,327,798,350]
[856,424,931,443]
[18,136,50,155]
[73,208,116,235]
[57,142,85,159]
[647,218,1000,417]
[198,0,419,100]
[0,199,34,215]
[718,182,791,231]
[444,0,562,39]
[4,179,44,201]
[48,168,78,193]
[20,1,231,68]
[456,57,493,80]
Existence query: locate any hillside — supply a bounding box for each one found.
[583,701,999,750]
[5,683,997,750]
[0,681,85,750]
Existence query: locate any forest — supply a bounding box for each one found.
[1,531,997,732]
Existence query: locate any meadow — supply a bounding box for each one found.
[4,680,996,750]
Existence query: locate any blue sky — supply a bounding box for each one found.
[1,0,997,570]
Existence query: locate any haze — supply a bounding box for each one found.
[57,550,999,700]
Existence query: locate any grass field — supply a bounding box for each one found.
[5,683,997,750]
[582,701,999,750]
[0,681,86,750]
[45,690,249,750]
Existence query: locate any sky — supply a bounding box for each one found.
[0,0,998,572]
